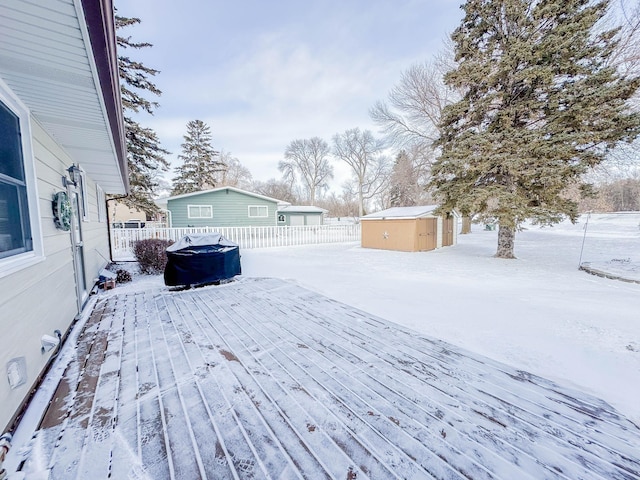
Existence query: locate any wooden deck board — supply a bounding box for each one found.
[18,277,640,480]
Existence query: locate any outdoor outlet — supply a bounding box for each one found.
[41,335,59,353]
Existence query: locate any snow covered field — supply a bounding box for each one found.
[240,213,640,424]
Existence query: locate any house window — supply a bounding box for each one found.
[0,82,43,276]
[96,185,106,223]
[277,214,285,222]
[188,205,213,218]
[248,205,268,218]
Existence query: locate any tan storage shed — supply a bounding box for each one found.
[361,206,458,252]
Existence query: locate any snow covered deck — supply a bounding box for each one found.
[21,278,640,479]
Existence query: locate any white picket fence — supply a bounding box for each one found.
[110,224,361,260]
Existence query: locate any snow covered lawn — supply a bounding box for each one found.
[241,214,640,424]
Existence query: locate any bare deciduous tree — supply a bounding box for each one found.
[370,50,475,231]
[279,137,333,205]
[219,151,253,190]
[605,0,640,77]
[332,128,390,216]
[595,1,640,181]
[370,52,458,148]
[252,178,299,204]
[316,191,359,219]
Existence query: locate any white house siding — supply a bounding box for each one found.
[0,121,108,431]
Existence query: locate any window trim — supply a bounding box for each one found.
[0,78,44,278]
[187,204,213,219]
[248,205,268,218]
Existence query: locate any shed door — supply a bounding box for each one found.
[442,216,454,246]
[306,214,321,226]
[417,218,437,251]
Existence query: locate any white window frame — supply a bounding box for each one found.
[248,205,268,218]
[96,185,106,223]
[187,204,213,219]
[0,78,44,278]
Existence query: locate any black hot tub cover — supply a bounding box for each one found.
[164,233,241,286]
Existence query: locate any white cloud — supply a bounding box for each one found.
[118,0,464,190]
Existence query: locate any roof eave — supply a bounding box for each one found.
[167,186,290,206]
[79,0,129,193]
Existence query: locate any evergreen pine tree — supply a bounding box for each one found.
[116,15,170,214]
[172,120,226,195]
[430,0,640,258]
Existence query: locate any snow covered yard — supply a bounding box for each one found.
[6,213,639,479]
[240,214,640,425]
[11,278,640,479]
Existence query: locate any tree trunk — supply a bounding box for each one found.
[461,216,472,234]
[495,225,516,258]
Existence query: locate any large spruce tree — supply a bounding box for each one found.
[430,0,640,258]
[116,15,170,214]
[172,120,226,195]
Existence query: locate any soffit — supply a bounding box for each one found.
[0,0,126,194]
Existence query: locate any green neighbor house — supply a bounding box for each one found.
[162,187,290,228]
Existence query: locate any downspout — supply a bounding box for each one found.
[106,195,128,262]
[159,208,172,228]
[64,169,84,315]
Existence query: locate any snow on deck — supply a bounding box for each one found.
[20,277,640,479]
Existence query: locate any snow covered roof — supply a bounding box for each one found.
[166,186,291,206]
[362,205,439,220]
[278,205,328,213]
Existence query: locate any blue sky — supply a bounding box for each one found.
[115,0,465,186]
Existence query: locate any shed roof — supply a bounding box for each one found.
[166,186,291,206]
[362,205,439,220]
[278,205,328,214]
[0,0,128,194]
